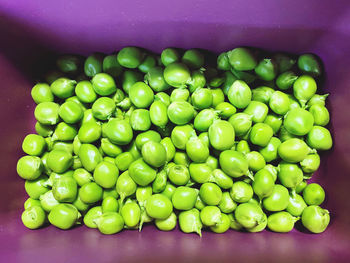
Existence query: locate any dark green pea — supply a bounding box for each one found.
[300,153,320,173]
[116,171,137,203]
[129,109,151,131]
[22,205,46,229]
[170,88,190,102]
[122,70,143,94]
[168,164,190,185]
[102,54,122,77]
[50,78,76,99]
[186,135,209,163]
[230,66,257,84]
[56,55,81,74]
[284,108,314,136]
[306,126,332,150]
[167,101,194,125]
[262,184,289,212]
[115,152,134,171]
[246,151,266,172]
[155,92,171,106]
[210,76,225,88]
[217,52,230,70]
[219,150,248,178]
[24,175,49,199]
[267,212,297,233]
[227,80,252,109]
[259,137,281,162]
[78,121,101,143]
[227,47,257,71]
[34,102,60,125]
[135,130,161,149]
[276,71,298,90]
[273,53,296,73]
[309,104,330,126]
[91,73,117,96]
[236,140,250,154]
[243,101,269,123]
[45,70,65,84]
[293,75,317,106]
[31,83,54,104]
[182,49,204,69]
[78,144,103,172]
[112,89,125,104]
[255,58,278,81]
[138,54,156,73]
[161,48,180,66]
[228,113,252,137]
[301,205,330,233]
[189,163,212,183]
[209,120,235,151]
[278,138,311,163]
[191,88,213,110]
[160,137,176,162]
[286,194,307,216]
[52,176,77,202]
[79,182,103,204]
[128,158,157,186]
[117,47,143,68]
[142,141,167,168]
[278,162,303,189]
[155,212,177,231]
[179,208,202,236]
[84,53,103,77]
[75,80,97,103]
[215,102,237,119]
[269,91,290,115]
[83,206,103,228]
[22,134,46,156]
[209,169,233,190]
[145,67,170,92]
[164,62,191,88]
[91,97,115,121]
[129,82,154,108]
[58,101,83,124]
[222,71,237,95]
[250,123,273,147]
[35,122,54,137]
[307,94,328,107]
[206,155,218,170]
[105,119,133,145]
[252,86,274,104]
[95,212,124,234]
[303,183,325,206]
[298,54,322,77]
[188,70,206,93]
[24,198,42,210]
[263,114,282,135]
[93,161,119,188]
[152,169,168,193]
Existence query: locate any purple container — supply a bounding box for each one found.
[1,1,350,262]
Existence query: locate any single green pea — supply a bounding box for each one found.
[146,194,173,220]
[91,97,115,121]
[160,137,176,162]
[105,119,133,146]
[121,202,141,228]
[90,73,117,96]
[78,144,102,172]
[199,183,222,206]
[161,48,180,66]
[102,54,122,77]
[140,141,167,168]
[301,205,330,233]
[269,91,290,115]
[179,208,202,236]
[115,171,137,203]
[101,138,122,158]
[234,202,265,229]
[298,54,322,77]
[227,213,243,231]
[252,86,274,104]
[24,198,42,210]
[79,182,103,204]
[182,49,204,69]
[155,92,171,106]
[40,190,59,212]
[209,169,233,190]
[95,212,125,234]
[220,71,236,96]
[188,162,211,183]
[263,114,283,135]
[278,138,311,163]
[22,134,46,156]
[214,102,235,120]
[50,78,76,99]
[103,188,119,199]
[300,153,320,173]
[254,58,278,81]
[167,101,194,125]
[227,80,252,109]
[128,158,157,186]
[46,149,72,174]
[51,141,73,155]
[191,88,213,110]
[286,194,307,216]
[262,164,278,182]
[51,122,77,142]
[258,137,280,163]
[252,169,275,200]
[152,169,168,193]
[117,47,143,68]
[58,101,83,125]
[230,181,253,203]
[267,212,297,233]
[24,175,49,199]
[22,206,46,229]
[114,152,134,171]
[276,71,298,90]
[218,192,237,213]
[171,125,194,150]
[246,213,267,233]
[172,186,198,210]
[121,71,142,95]
[219,150,249,178]
[217,52,230,70]
[210,213,230,233]
[293,75,317,106]
[93,161,119,188]
[148,101,168,128]
[185,135,209,163]
[103,156,115,164]
[208,120,235,151]
[144,67,170,92]
[193,109,216,132]
[129,82,154,108]
[284,108,314,136]
[34,102,60,125]
[138,54,156,73]
[227,47,257,71]
[278,162,303,189]
[303,183,325,206]
[246,151,266,172]
[129,109,151,131]
[262,184,289,212]
[279,126,300,142]
[77,121,102,145]
[164,62,191,88]
[306,126,333,150]
[35,122,54,137]
[72,195,90,212]
[48,203,80,230]
[309,104,330,126]
[83,206,103,228]
[73,168,93,186]
[200,205,222,226]
[228,113,252,138]
[307,94,328,107]
[249,123,273,147]
[296,180,308,194]
[31,83,54,104]
[168,164,190,186]
[74,80,97,103]
[243,101,269,123]
[101,196,119,213]
[52,176,77,202]
[155,212,177,231]
[84,53,103,77]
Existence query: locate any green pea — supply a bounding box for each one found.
[217,52,230,70]
[254,58,278,81]
[199,206,221,226]
[179,208,202,236]
[46,149,72,174]
[168,164,190,185]
[129,109,151,131]
[191,88,213,110]
[246,213,267,233]
[65,95,88,110]
[129,82,154,108]
[300,153,320,173]
[303,183,325,206]
[31,83,54,104]
[187,162,210,183]
[48,203,80,230]
[227,47,257,71]
[22,134,46,156]
[234,202,265,229]
[228,113,252,138]
[262,164,278,182]
[138,54,156,73]
[209,169,233,190]
[103,188,119,200]
[278,162,303,189]
[298,54,322,77]
[78,144,102,172]
[83,206,102,228]
[102,54,122,77]
[198,182,222,206]
[34,102,60,125]
[120,202,141,228]
[72,195,90,212]
[264,114,282,135]
[249,123,273,147]
[309,105,329,126]
[117,47,143,68]
[148,102,168,129]
[47,170,74,186]
[164,62,191,88]
[252,86,274,104]
[152,169,167,193]
[219,150,249,178]
[218,192,237,213]
[155,92,171,106]
[276,71,298,90]
[262,184,289,211]
[103,156,115,164]
[141,141,166,168]
[227,80,252,109]
[215,102,236,119]
[286,194,307,216]
[51,123,76,142]
[220,72,235,96]
[114,152,134,171]
[95,212,125,234]
[79,182,103,204]
[279,126,299,142]
[208,88,224,107]
[128,158,157,186]
[182,49,204,69]
[167,101,194,125]
[195,194,206,210]
[208,120,235,151]
[155,212,177,231]
[307,94,328,107]
[252,169,274,200]
[91,97,115,121]
[278,138,311,163]
[144,67,169,92]
[229,181,253,203]
[160,137,175,162]
[100,138,122,158]
[170,88,190,102]
[227,213,243,231]
[269,91,290,115]
[146,194,173,220]
[74,80,97,103]
[258,137,280,162]
[306,126,332,150]
[185,135,209,163]
[101,196,119,213]
[301,205,330,233]
[293,75,317,106]
[209,213,230,233]
[295,180,307,194]
[186,70,204,93]
[51,176,77,202]
[35,122,54,137]
[105,119,133,145]
[22,206,46,229]
[45,69,64,84]
[50,78,76,99]
[243,101,269,123]
[171,186,198,210]
[24,198,42,210]
[273,53,296,73]
[24,175,49,199]
[73,168,93,186]
[267,212,297,233]
[284,108,314,136]
[93,161,119,188]
[40,190,59,212]
[84,53,103,77]
[90,73,117,96]
[246,151,266,172]
[161,48,180,66]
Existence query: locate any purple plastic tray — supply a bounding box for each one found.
[1,1,350,262]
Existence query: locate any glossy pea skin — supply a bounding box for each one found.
[250,123,273,147]
[35,122,54,137]
[128,158,157,186]
[210,169,233,190]
[79,182,103,204]
[161,48,180,66]
[155,212,177,231]
[210,213,231,233]
[102,196,119,213]
[284,108,314,136]
[269,91,290,115]
[92,97,115,121]
[100,138,122,157]
[75,81,97,103]
[40,190,59,212]
[22,134,46,156]
[199,183,222,206]
[293,75,317,106]
[34,102,60,125]
[115,152,134,171]
[142,141,167,168]
[227,80,252,109]
[300,153,320,173]
[149,101,168,128]
[255,58,278,81]
[309,104,329,126]
[173,151,190,167]
[228,113,252,137]
[103,54,122,77]
[73,195,90,212]
[102,188,119,200]
[115,171,136,202]
[219,150,249,178]
[152,169,167,193]
[206,155,218,170]
[209,120,235,151]
[189,163,212,183]
[263,164,278,182]
[138,54,156,73]
[96,212,125,234]
[301,205,330,233]
[135,130,161,149]
[279,126,300,142]
[50,78,76,99]
[215,102,237,119]
[129,82,154,109]
[236,140,251,155]
[234,203,265,229]
[267,212,296,233]
[252,86,274,104]
[145,67,170,92]
[246,151,266,172]
[172,186,198,210]
[24,174,49,199]
[243,101,269,123]
[121,202,141,228]
[306,126,333,151]
[121,70,142,94]
[129,109,151,131]
[253,169,275,200]
[259,137,281,162]
[227,47,257,71]
[230,181,253,203]
[182,49,204,69]
[73,168,93,186]
[31,83,54,104]
[48,203,80,230]
[93,161,119,188]
[78,144,102,172]
[278,138,310,163]
[22,206,46,229]
[84,53,103,77]
[117,47,143,68]
[303,183,325,206]
[163,62,191,88]
[191,88,213,110]
[298,54,322,77]
[161,137,176,162]
[188,70,206,93]
[286,194,307,216]
[278,162,303,189]
[211,88,225,107]
[307,94,328,107]
[146,194,173,220]
[222,71,237,96]
[263,114,283,135]
[217,52,230,70]
[58,101,83,124]
[105,119,133,146]
[83,206,103,228]
[200,206,222,226]
[167,101,194,125]
[273,53,296,73]
[179,208,202,236]
[218,192,237,213]
[186,136,209,163]
[170,88,190,102]
[168,164,190,185]
[262,184,289,212]
[276,71,298,90]
[24,198,42,210]
[52,122,77,142]
[91,73,117,96]
[52,176,77,202]
[47,150,73,174]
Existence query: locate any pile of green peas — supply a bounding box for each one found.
[18,46,332,235]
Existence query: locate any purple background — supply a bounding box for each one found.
[1,0,350,262]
